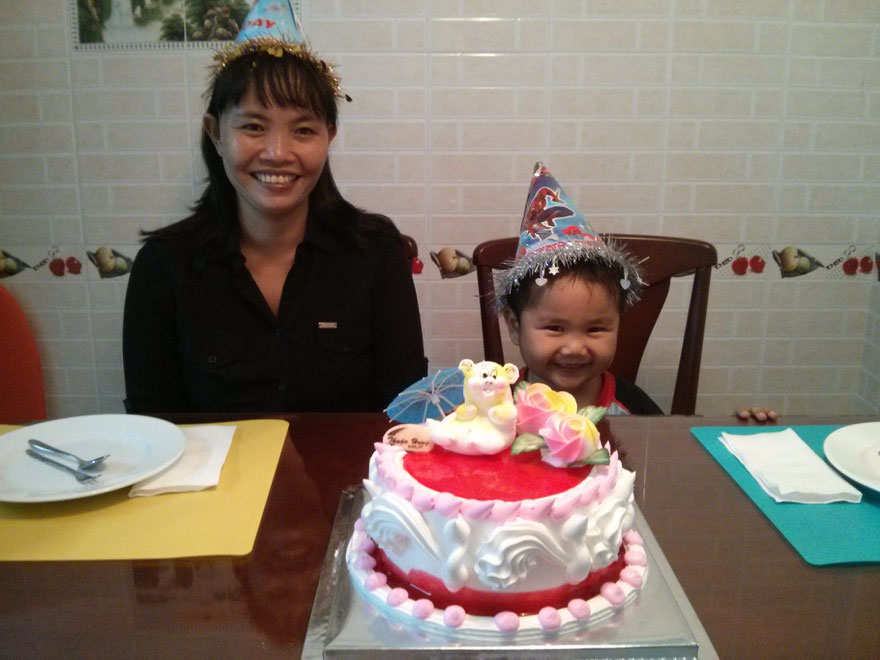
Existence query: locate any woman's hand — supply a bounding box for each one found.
[735,407,778,422]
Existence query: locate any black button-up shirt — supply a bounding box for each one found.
[123,217,426,413]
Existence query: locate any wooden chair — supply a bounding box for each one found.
[473,235,717,414]
[400,234,418,261]
[0,284,47,423]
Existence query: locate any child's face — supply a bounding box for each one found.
[503,276,620,406]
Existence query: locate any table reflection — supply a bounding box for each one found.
[234,441,331,647]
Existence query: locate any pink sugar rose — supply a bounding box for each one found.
[515,382,577,436]
[539,413,600,468]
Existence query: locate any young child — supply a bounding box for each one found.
[496,163,662,415]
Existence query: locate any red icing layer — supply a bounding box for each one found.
[402,446,593,501]
[372,545,626,616]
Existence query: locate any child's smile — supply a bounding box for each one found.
[504,275,620,408]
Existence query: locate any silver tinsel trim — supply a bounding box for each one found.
[493,239,646,313]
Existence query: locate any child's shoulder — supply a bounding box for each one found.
[610,375,664,415]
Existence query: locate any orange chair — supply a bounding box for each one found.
[473,234,717,415]
[0,284,47,423]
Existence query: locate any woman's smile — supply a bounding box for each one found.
[253,172,299,185]
[205,85,336,227]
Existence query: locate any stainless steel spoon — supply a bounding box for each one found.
[26,449,99,483]
[27,439,109,471]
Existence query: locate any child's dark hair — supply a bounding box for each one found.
[504,259,629,319]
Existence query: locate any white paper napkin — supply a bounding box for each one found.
[720,428,862,504]
[129,425,236,497]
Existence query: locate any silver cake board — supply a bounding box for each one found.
[303,487,717,659]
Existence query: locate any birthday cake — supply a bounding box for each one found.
[346,360,647,640]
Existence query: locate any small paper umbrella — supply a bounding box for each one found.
[384,367,465,424]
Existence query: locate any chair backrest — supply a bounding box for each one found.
[0,284,47,423]
[400,234,418,261]
[473,234,717,414]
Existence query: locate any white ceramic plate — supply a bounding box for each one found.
[0,414,185,503]
[823,421,880,494]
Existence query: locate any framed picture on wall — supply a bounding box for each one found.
[71,0,302,50]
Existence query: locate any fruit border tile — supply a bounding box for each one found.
[713,243,877,281]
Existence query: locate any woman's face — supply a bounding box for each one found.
[205,84,335,227]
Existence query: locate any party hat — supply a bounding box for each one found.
[235,0,307,45]
[494,162,644,309]
[209,0,345,99]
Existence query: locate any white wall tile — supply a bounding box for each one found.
[431,19,520,52]
[0,1,876,418]
[431,88,517,117]
[310,19,394,51]
[673,22,758,52]
[341,121,426,150]
[105,121,190,150]
[791,25,874,57]
[0,186,78,215]
[0,124,74,153]
[552,21,638,51]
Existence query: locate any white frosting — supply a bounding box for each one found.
[362,443,635,594]
[347,524,649,640]
[361,491,442,560]
[349,441,645,638]
[475,521,569,589]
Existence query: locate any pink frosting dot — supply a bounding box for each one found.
[578,480,600,505]
[538,607,561,631]
[489,500,520,522]
[355,555,376,570]
[623,529,644,545]
[386,587,409,607]
[354,518,365,532]
[461,499,494,520]
[364,572,387,590]
[443,605,466,628]
[601,582,625,607]
[395,481,414,499]
[357,538,377,554]
[624,549,647,566]
[519,499,553,520]
[550,492,578,520]
[494,611,520,633]
[412,599,434,620]
[435,493,462,517]
[411,491,435,512]
[567,598,591,620]
[620,567,643,587]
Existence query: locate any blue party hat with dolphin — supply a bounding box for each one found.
[494,162,644,309]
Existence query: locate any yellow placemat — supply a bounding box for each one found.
[0,419,288,561]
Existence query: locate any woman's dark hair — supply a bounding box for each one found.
[142,51,397,250]
[505,258,628,319]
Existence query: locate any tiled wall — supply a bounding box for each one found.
[1,0,878,418]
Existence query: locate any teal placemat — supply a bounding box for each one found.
[691,425,880,566]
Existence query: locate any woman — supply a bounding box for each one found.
[123,30,426,413]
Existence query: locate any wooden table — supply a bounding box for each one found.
[1,414,877,659]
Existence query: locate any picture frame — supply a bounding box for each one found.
[70,0,302,51]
